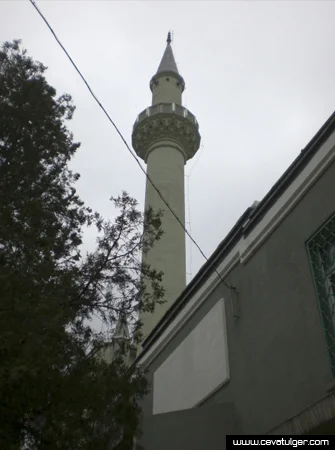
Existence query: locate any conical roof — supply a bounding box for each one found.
[150,32,185,92]
[113,315,130,340]
[156,41,179,76]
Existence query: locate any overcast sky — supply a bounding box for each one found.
[2,0,335,286]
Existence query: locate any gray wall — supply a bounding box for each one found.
[139,160,335,446]
[139,402,239,450]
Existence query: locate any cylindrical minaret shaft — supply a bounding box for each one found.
[132,34,201,343]
[142,141,186,336]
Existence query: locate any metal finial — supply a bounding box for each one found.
[167,31,172,44]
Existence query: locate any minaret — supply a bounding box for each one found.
[132,33,201,342]
[99,315,136,365]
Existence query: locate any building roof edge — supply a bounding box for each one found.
[138,110,335,357]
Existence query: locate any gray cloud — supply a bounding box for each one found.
[2,0,335,287]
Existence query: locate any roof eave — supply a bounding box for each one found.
[244,110,335,235]
[140,206,254,352]
[137,109,335,361]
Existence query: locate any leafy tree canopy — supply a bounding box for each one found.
[0,40,164,449]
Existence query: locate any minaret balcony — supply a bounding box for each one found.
[132,103,201,162]
[133,103,199,130]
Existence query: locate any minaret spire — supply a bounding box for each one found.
[154,35,180,82]
[132,37,201,344]
[97,314,132,365]
[149,33,185,104]
[113,314,130,340]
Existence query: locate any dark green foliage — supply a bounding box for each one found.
[0,40,164,449]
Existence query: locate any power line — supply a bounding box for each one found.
[188,143,205,177]
[29,0,236,292]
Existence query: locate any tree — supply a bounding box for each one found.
[0,40,164,449]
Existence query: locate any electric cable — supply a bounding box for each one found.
[29,0,236,292]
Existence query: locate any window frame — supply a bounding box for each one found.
[307,213,335,376]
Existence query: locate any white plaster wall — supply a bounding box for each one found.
[152,298,230,415]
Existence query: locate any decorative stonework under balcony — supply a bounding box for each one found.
[132,103,201,162]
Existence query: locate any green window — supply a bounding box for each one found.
[307,213,335,375]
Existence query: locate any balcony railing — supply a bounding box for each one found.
[134,103,198,129]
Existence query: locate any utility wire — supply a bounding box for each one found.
[29,0,236,292]
[188,143,205,177]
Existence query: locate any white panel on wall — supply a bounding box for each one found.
[153,298,230,415]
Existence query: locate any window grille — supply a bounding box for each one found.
[307,213,335,375]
